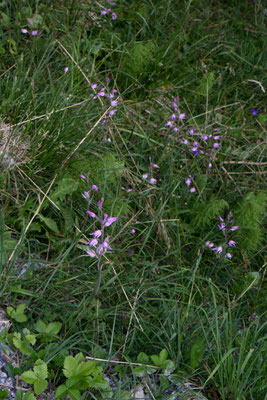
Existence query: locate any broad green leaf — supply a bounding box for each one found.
[50,178,79,203]
[46,321,62,335]
[14,314,27,323]
[55,385,68,399]
[74,352,84,363]
[34,379,47,396]
[137,352,149,364]
[133,366,146,377]
[33,360,48,380]
[24,392,36,400]
[198,72,215,95]
[25,334,36,346]
[190,337,205,370]
[38,215,60,234]
[63,356,78,378]
[65,376,82,389]
[68,388,81,400]
[76,361,95,377]
[35,320,47,333]
[20,371,38,384]
[159,349,168,363]
[150,355,161,367]
[0,389,8,399]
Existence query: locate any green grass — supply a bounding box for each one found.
[0,0,266,399]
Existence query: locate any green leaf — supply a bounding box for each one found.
[34,379,47,396]
[133,366,146,377]
[198,72,215,95]
[35,320,47,333]
[33,359,48,380]
[137,352,149,364]
[63,356,78,378]
[150,355,161,367]
[76,361,95,377]
[0,389,8,399]
[38,215,60,234]
[46,321,62,335]
[50,177,79,203]
[74,352,84,363]
[68,388,81,400]
[65,376,82,389]
[190,337,205,370]
[24,392,36,400]
[159,349,168,363]
[55,385,68,399]
[20,371,38,384]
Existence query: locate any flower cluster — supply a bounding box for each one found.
[21,18,38,36]
[80,173,118,258]
[90,78,118,120]
[100,0,117,20]
[185,177,196,193]
[205,212,238,259]
[179,126,221,163]
[165,96,186,131]
[251,108,262,116]
[142,156,159,185]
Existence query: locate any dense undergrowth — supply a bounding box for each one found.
[0,1,266,399]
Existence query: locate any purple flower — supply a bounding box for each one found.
[171,114,176,120]
[31,30,38,36]
[97,89,105,96]
[201,135,208,141]
[152,164,160,169]
[214,135,220,140]
[82,191,90,200]
[178,113,186,120]
[103,216,118,227]
[192,148,200,156]
[64,67,69,73]
[90,230,102,238]
[88,238,98,247]
[98,197,104,208]
[225,253,232,259]
[111,12,117,20]
[86,211,97,218]
[218,222,226,231]
[142,173,148,180]
[91,83,98,89]
[101,10,108,15]
[166,121,173,127]
[86,248,96,258]
[130,229,136,234]
[205,241,214,248]
[28,19,33,26]
[21,28,28,34]
[109,109,117,117]
[126,188,133,193]
[91,185,99,191]
[181,138,188,145]
[185,178,191,187]
[251,108,257,115]
[96,236,112,254]
[149,178,157,184]
[190,187,196,193]
[110,99,118,107]
[213,143,220,148]
[228,240,237,247]
[80,174,86,180]
[230,226,239,231]
[213,246,223,254]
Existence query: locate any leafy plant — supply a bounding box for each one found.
[20,359,48,396]
[7,304,28,323]
[55,353,110,400]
